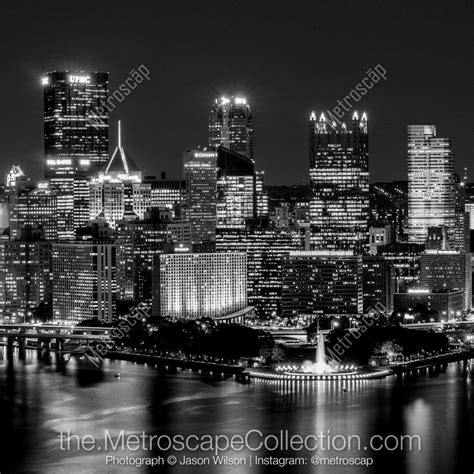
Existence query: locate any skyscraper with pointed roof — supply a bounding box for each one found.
[90,121,151,228]
[309,111,369,252]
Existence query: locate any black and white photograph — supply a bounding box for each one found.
[0,1,472,472]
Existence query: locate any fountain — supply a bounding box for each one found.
[302,333,335,375]
[245,322,393,381]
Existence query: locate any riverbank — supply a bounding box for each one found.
[391,349,473,373]
[106,351,248,377]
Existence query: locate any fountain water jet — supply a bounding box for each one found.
[302,333,335,375]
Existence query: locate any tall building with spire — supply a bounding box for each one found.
[90,121,151,229]
[209,96,254,160]
[309,111,369,252]
[407,125,456,244]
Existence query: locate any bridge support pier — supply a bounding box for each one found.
[55,339,64,353]
[18,338,26,360]
[7,337,14,361]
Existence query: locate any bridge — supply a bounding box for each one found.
[0,323,113,361]
[264,319,474,343]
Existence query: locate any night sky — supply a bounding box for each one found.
[0,0,471,185]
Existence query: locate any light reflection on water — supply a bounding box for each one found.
[0,348,472,473]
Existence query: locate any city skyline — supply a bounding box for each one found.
[0,1,471,185]
[0,3,473,473]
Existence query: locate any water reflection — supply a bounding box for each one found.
[0,348,472,473]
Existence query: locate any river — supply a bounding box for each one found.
[0,349,472,473]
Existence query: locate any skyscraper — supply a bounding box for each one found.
[52,240,116,323]
[0,232,52,323]
[362,255,396,313]
[90,122,151,228]
[407,125,456,244]
[143,172,186,218]
[216,218,300,317]
[216,147,256,229]
[116,209,191,302]
[209,96,254,159]
[43,71,109,172]
[11,183,57,241]
[183,148,217,244]
[42,71,109,239]
[309,111,369,252]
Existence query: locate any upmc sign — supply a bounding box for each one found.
[69,75,91,84]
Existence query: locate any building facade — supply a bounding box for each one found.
[362,255,396,313]
[309,111,369,252]
[9,182,57,240]
[116,210,191,302]
[183,148,217,244]
[282,251,363,317]
[419,250,472,312]
[216,219,301,317]
[0,238,52,323]
[144,173,186,217]
[43,71,109,173]
[394,289,464,321]
[43,71,109,240]
[90,121,151,228]
[152,252,247,319]
[407,125,456,244]
[216,147,268,229]
[52,241,116,323]
[209,96,254,160]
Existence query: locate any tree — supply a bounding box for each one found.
[271,345,286,363]
[374,340,403,359]
[29,301,52,322]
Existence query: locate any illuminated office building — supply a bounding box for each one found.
[419,250,472,312]
[152,252,247,319]
[52,240,116,323]
[10,182,57,240]
[43,71,109,239]
[6,165,29,239]
[368,225,392,255]
[362,255,396,313]
[116,209,191,302]
[144,173,186,217]
[370,181,408,240]
[309,111,369,252]
[209,96,254,159]
[407,125,456,244]
[217,147,255,229]
[215,147,269,229]
[394,289,464,321]
[453,211,470,252]
[465,203,474,230]
[426,226,448,251]
[377,242,423,291]
[282,251,363,317]
[43,71,109,172]
[183,148,217,244]
[46,156,92,239]
[6,165,27,188]
[90,122,151,228]
[255,171,269,217]
[271,201,310,230]
[0,231,52,323]
[216,219,301,317]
